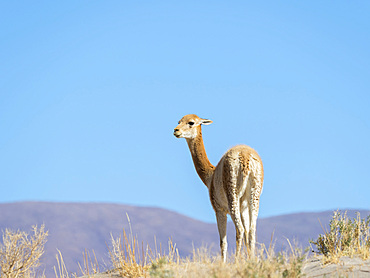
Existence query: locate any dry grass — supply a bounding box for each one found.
[55,248,102,278]
[4,210,370,277]
[0,225,48,278]
[148,240,306,278]
[108,216,307,278]
[108,229,149,277]
[108,214,151,277]
[310,210,370,264]
[54,250,74,278]
[0,218,306,278]
[78,250,100,277]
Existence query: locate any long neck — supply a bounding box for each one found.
[186,130,215,187]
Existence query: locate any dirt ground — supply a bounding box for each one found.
[302,256,370,277]
[79,256,370,278]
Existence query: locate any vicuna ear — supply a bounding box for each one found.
[200,118,213,125]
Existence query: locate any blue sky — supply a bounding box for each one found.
[1,1,369,223]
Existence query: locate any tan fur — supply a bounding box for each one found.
[174,114,264,262]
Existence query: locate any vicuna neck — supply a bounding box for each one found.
[186,130,215,187]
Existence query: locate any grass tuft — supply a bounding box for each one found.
[108,214,151,278]
[78,249,100,277]
[54,249,74,278]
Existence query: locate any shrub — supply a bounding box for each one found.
[0,225,48,278]
[310,211,370,262]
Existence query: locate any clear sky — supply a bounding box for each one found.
[1,1,369,223]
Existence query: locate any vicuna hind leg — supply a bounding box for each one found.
[248,207,258,258]
[249,179,262,258]
[224,159,244,258]
[241,203,250,255]
[228,198,244,258]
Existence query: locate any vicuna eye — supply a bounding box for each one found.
[188,121,194,126]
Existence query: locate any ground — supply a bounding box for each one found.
[78,256,370,278]
[302,256,370,277]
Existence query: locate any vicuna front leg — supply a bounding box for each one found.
[215,210,227,262]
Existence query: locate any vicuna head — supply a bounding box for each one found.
[173,114,213,139]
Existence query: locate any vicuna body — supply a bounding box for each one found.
[174,114,264,261]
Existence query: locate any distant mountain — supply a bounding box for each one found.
[0,202,368,277]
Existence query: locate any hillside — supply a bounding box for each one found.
[0,202,368,276]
